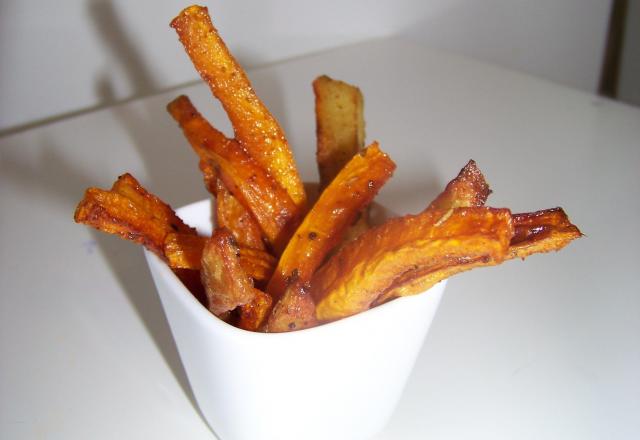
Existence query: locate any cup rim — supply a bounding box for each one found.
[144,198,447,339]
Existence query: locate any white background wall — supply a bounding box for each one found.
[0,0,613,133]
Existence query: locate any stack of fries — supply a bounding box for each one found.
[74,5,581,332]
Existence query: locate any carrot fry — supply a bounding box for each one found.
[313,75,365,189]
[164,232,275,285]
[264,282,318,333]
[74,173,195,257]
[373,160,493,304]
[201,228,257,315]
[509,208,583,259]
[171,5,306,208]
[167,95,300,252]
[426,160,491,211]
[267,142,395,300]
[312,207,514,322]
[374,207,582,304]
[214,179,266,250]
[236,289,274,331]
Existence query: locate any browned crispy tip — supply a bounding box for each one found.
[264,282,318,333]
[313,75,365,189]
[509,207,583,259]
[427,160,491,211]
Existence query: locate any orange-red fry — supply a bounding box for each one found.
[374,207,582,305]
[201,228,257,315]
[312,207,514,322]
[238,247,277,287]
[313,75,365,189]
[215,179,266,251]
[73,173,195,257]
[164,232,275,285]
[266,142,395,300]
[236,289,274,331]
[167,96,266,249]
[164,233,205,269]
[171,5,306,209]
[372,160,494,305]
[264,282,318,332]
[167,95,300,252]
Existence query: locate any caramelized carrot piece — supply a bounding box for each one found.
[264,282,318,333]
[74,173,195,257]
[167,95,300,252]
[267,143,395,300]
[164,232,275,285]
[373,160,493,304]
[313,75,365,189]
[236,289,274,331]
[426,160,491,211]
[214,179,266,250]
[509,208,583,259]
[312,207,514,322]
[374,207,582,304]
[201,228,257,315]
[171,5,306,208]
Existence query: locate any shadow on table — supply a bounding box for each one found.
[91,229,203,417]
[0,138,208,428]
[0,139,97,209]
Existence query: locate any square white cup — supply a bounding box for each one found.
[145,199,446,440]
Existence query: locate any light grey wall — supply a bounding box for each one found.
[399,0,611,93]
[0,0,612,133]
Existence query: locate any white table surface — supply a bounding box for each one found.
[1,38,638,440]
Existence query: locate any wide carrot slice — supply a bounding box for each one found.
[375,207,582,304]
[167,95,300,252]
[372,160,493,305]
[171,5,306,208]
[312,207,514,322]
[267,143,395,300]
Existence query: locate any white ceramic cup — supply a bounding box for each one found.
[145,199,446,440]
